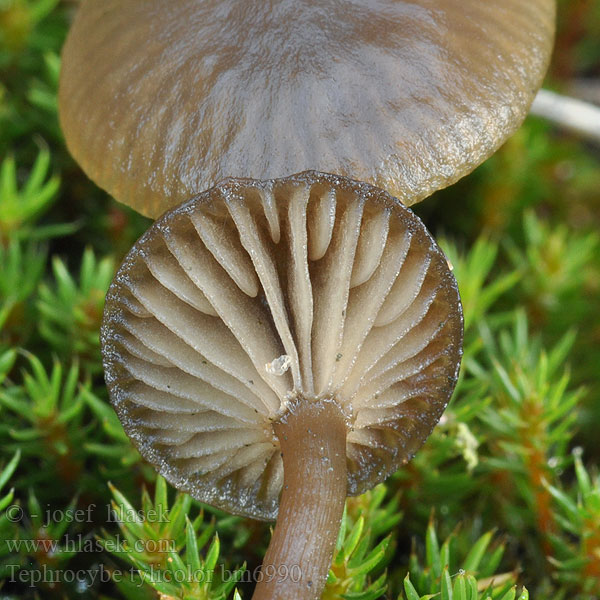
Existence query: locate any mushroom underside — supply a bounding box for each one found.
[101,171,463,520]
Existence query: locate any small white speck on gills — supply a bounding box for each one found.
[265,355,292,377]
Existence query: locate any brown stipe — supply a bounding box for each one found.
[254,399,347,599]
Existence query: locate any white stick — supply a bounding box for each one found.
[530,88,600,143]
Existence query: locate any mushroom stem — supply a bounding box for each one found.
[252,399,348,600]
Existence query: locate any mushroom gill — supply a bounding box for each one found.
[101,171,462,598]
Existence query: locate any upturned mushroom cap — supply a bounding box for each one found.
[59,0,555,218]
[101,171,462,519]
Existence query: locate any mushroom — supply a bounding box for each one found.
[59,0,555,219]
[101,171,463,599]
[58,2,556,598]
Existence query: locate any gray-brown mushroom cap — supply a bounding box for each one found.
[101,171,462,520]
[59,0,555,218]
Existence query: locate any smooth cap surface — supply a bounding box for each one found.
[60,0,555,218]
[101,171,463,519]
